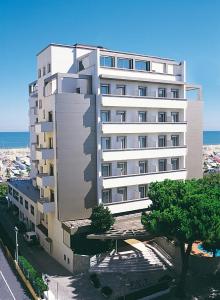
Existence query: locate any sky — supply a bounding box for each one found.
[0,0,220,131]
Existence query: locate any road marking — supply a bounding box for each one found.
[0,270,16,300]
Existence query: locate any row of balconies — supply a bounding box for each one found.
[102,146,186,162]
[102,168,187,189]
[101,122,186,134]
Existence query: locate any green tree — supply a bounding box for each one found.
[141,179,220,298]
[0,183,8,200]
[90,204,115,233]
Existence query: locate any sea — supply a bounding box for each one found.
[0,131,219,148]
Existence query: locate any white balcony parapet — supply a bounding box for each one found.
[104,198,152,214]
[102,122,187,134]
[36,174,54,188]
[102,146,187,162]
[37,198,55,214]
[36,148,54,160]
[101,95,187,109]
[102,169,187,189]
[35,122,53,133]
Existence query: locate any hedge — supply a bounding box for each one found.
[18,256,48,296]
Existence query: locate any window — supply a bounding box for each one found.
[158,88,166,98]
[100,56,115,67]
[101,111,110,122]
[171,89,179,99]
[135,60,150,71]
[78,60,85,71]
[117,136,127,149]
[49,137,53,149]
[138,136,147,148]
[171,158,180,170]
[116,111,126,122]
[117,162,127,175]
[49,164,54,176]
[25,200,28,210]
[171,112,179,122]
[158,159,167,172]
[158,135,167,147]
[39,99,42,109]
[101,137,111,150]
[101,163,112,177]
[48,111,53,122]
[171,135,180,147]
[116,85,126,95]
[117,187,127,201]
[76,87,80,94]
[101,84,110,94]
[139,160,148,174]
[117,58,133,69]
[43,66,46,76]
[35,100,38,107]
[31,205,34,216]
[38,69,41,78]
[19,196,23,205]
[13,190,19,201]
[102,189,112,203]
[50,190,55,202]
[8,186,12,195]
[158,112,167,122]
[138,111,147,122]
[138,86,147,97]
[139,185,148,199]
[64,254,66,261]
[47,63,51,73]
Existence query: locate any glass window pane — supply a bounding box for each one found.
[138,87,147,96]
[100,56,114,67]
[101,84,110,94]
[135,60,150,71]
[117,58,133,69]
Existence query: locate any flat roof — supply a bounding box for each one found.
[8,179,40,203]
[36,42,178,62]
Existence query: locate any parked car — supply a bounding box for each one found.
[23,232,39,245]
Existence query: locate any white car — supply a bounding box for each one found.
[23,232,38,244]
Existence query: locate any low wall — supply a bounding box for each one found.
[189,255,220,275]
[154,237,182,273]
[72,253,90,273]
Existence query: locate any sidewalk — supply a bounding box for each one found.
[0,202,103,300]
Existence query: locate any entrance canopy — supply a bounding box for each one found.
[87,213,152,240]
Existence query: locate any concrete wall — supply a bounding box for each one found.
[55,93,97,221]
[186,101,203,179]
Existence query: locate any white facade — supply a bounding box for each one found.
[8,43,203,272]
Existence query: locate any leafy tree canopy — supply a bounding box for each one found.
[90,204,115,233]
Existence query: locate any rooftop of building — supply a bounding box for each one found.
[36,42,176,62]
[8,179,40,203]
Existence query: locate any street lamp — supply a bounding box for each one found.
[14,226,19,263]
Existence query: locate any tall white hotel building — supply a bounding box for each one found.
[8,43,203,271]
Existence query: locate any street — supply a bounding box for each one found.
[0,245,30,300]
[0,202,103,300]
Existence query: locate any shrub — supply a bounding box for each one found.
[90,204,115,233]
[18,256,48,296]
[89,274,100,288]
[101,286,113,297]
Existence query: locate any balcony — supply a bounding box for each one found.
[102,122,187,134]
[102,146,187,162]
[37,198,55,214]
[104,198,152,214]
[35,121,53,133]
[36,174,54,188]
[101,95,187,109]
[102,169,187,189]
[36,148,54,160]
